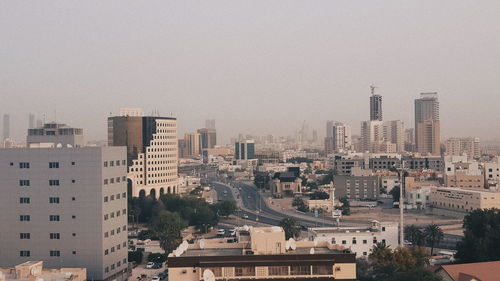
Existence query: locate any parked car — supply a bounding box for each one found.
[229,229,236,236]
[217,229,226,237]
[152,263,163,269]
[146,262,155,269]
[158,272,167,280]
[151,276,160,281]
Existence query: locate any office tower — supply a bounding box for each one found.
[235,140,255,160]
[325,121,352,154]
[184,133,201,156]
[28,114,35,129]
[360,120,383,152]
[28,122,84,147]
[445,137,481,160]
[312,129,318,143]
[108,108,178,197]
[178,139,187,158]
[36,119,43,129]
[415,93,440,155]
[382,120,405,152]
[369,85,382,121]
[3,114,10,140]
[197,128,217,149]
[205,119,216,129]
[0,142,128,280]
[404,128,415,152]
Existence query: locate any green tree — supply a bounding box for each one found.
[292,197,309,212]
[456,208,500,263]
[423,224,443,256]
[254,173,271,189]
[339,196,351,215]
[319,169,336,185]
[404,225,425,247]
[151,210,187,254]
[309,191,329,200]
[279,217,300,239]
[213,200,237,217]
[389,186,400,202]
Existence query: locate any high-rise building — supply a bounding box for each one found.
[360,120,383,153]
[177,139,187,158]
[382,120,405,152]
[197,128,216,149]
[445,137,481,160]
[235,140,255,160]
[205,119,216,129]
[415,93,440,156]
[28,122,84,147]
[369,86,382,121]
[404,128,415,152]
[108,109,178,197]
[3,114,10,140]
[0,129,128,281]
[28,114,35,129]
[184,133,201,157]
[325,121,351,154]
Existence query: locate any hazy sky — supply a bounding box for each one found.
[1,1,500,144]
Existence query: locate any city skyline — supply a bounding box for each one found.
[2,1,500,143]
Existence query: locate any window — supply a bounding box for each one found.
[111,264,115,270]
[20,233,30,239]
[10,162,14,166]
[122,225,126,231]
[104,196,108,202]
[110,161,114,167]
[20,197,30,204]
[104,161,108,167]
[111,247,115,253]
[105,267,109,273]
[116,160,120,166]
[122,192,126,198]
[110,178,114,184]
[290,265,311,276]
[111,230,115,235]
[72,197,76,201]
[49,180,60,186]
[122,241,127,247]
[104,214,109,220]
[104,232,109,238]
[342,240,347,244]
[110,195,114,200]
[49,197,60,204]
[268,266,288,276]
[116,193,120,199]
[352,238,357,244]
[20,251,30,257]
[50,251,60,257]
[72,179,76,183]
[363,240,367,244]
[72,215,76,219]
[19,162,30,169]
[49,215,60,221]
[104,249,109,255]
[72,251,76,255]
[71,162,75,166]
[50,233,60,239]
[49,162,59,168]
[382,227,386,231]
[20,215,30,221]
[20,180,30,186]
[122,160,126,165]
[235,267,255,277]
[312,265,333,275]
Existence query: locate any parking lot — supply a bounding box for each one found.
[130,263,167,281]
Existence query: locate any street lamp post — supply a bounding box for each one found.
[397,163,405,247]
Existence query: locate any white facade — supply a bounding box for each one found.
[326,121,352,153]
[406,186,431,209]
[445,137,481,160]
[127,118,179,197]
[0,147,128,281]
[308,221,398,258]
[484,160,500,188]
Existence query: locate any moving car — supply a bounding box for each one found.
[242,214,249,219]
[217,229,226,237]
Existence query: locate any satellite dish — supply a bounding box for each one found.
[310,248,315,254]
[56,143,62,148]
[289,238,296,250]
[174,249,182,257]
[199,239,205,249]
[181,240,189,251]
[243,225,250,231]
[203,269,215,281]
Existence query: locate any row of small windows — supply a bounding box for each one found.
[103,209,127,220]
[13,162,72,169]
[19,197,74,204]
[104,193,127,202]
[104,241,127,255]
[20,250,78,257]
[104,176,127,185]
[104,258,128,273]
[20,233,60,239]
[103,160,126,167]
[19,179,77,186]
[20,215,77,221]
[104,226,127,238]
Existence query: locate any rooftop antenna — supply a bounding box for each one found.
[370,84,378,96]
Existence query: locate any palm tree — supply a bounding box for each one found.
[279,217,299,239]
[404,225,424,246]
[424,224,444,255]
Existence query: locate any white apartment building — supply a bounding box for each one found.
[0,147,128,281]
[360,120,404,153]
[445,137,481,160]
[484,159,500,188]
[325,121,352,154]
[308,221,398,258]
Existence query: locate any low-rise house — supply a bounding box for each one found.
[0,261,86,281]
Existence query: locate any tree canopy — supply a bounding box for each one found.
[279,217,300,240]
[151,210,187,254]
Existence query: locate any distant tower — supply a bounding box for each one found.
[414,92,440,156]
[29,113,35,129]
[369,85,382,121]
[205,119,216,129]
[2,114,10,140]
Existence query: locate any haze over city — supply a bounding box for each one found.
[2,1,500,143]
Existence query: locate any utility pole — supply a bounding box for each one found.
[399,163,405,247]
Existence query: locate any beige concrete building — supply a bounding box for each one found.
[270,172,302,197]
[0,147,128,281]
[444,159,484,188]
[0,261,86,281]
[184,133,201,157]
[108,110,179,198]
[167,226,356,281]
[445,137,481,160]
[415,92,441,156]
[430,187,500,212]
